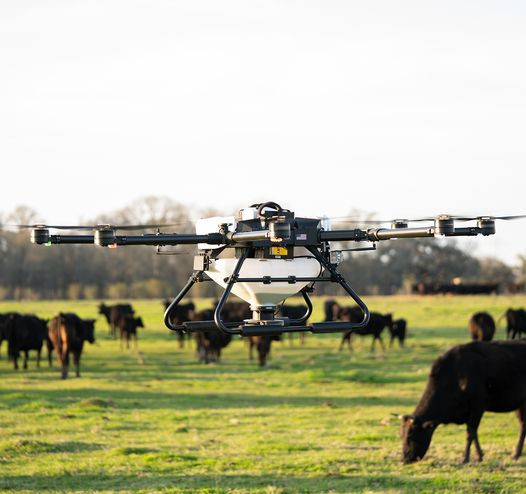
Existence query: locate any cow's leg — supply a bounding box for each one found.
[300,332,305,345]
[178,333,184,349]
[370,337,376,353]
[61,351,69,379]
[36,348,41,368]
[389,334,394,348]
[513,403,526,460]
[23,350,29,369]
[463,411,484,463]
[339,333,349,352]
[73,351,81,377]
[378,335,386,352]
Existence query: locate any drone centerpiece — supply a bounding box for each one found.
[26,201,516,337]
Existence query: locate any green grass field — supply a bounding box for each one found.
[1,295,526,493]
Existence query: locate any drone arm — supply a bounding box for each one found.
[366,227,435,241]
[318,229,368,242]
[41,235,95,245]
[114,233,224,246]
[31,231,226,247]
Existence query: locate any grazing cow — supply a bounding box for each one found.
[324,299,341,322]
[163,300,195,348]
[389,318,407,347]
[339,307,392,352]
[502,308,526,340]
[278,304,307,345]
[117,315,144,350]
[98,303,134,338]
[468,312,495,341]
[248,334,281,367]
[399,341,526,464]
[3,314,51,370]
[48,313,95,379]
[193,310,232,364]
[220,300,251,322]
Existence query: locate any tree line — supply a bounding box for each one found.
[0,197,522,300]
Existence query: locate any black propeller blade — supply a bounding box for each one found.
[325,213,526,225]
[5,221,193,231]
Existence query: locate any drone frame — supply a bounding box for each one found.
[163,243,371,337]
[26,201,501,337]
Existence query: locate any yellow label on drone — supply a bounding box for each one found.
[271,247,288,256]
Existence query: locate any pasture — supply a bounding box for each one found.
[1,295,526,493]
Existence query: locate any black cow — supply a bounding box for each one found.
[278,304,307,345]
[3,314,51,370]
[468,312,495,341]
[193,309,232,364]
[338,307,392,352]
[400,340,526,464]
[324,299,341,322]
[219,300,251,322]
[389,318,407,347]
[502,308,526,340]
[98,303,134,338]
[163,300,195,348]
[117,315,144,350]
[48,313,96,379]
[248,334,281,367]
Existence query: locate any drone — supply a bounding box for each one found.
[23,201,526,337]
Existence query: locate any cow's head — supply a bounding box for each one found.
[83,319,96,343]
[97,303,107,314]
[400,414,436,463]
[186,302,196,321]
[135,317,144,328]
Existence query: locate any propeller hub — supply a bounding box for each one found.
[94,228,116,247]
[391,219,408,229]
[434,216,455,236]
[477,218,496,236]
[30,227,50,245]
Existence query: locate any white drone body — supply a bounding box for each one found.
[196,207,322,307]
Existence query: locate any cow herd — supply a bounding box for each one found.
[174,301,278,366]
[0,303,144,379]
[3,299,526,465]
[324,300,407,351]
[467,308,526,342]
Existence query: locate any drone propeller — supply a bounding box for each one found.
[450,214,526,222]
[326,213,526,225]
[5,221,192,231]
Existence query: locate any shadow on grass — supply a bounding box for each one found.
[1,440,103,455]
[0,388,415,410]
[0,473,451,492]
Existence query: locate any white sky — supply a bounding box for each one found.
[1,1,525,264]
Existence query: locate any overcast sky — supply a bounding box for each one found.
[1,1,525,263]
